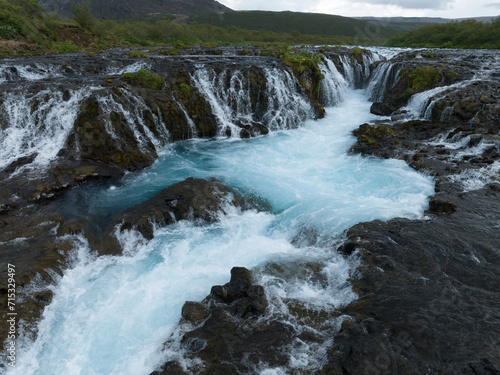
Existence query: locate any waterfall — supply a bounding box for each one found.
[190,67,312,136]
[190,68,253,137]
[403,80,474,120]
[365,62,395,102]
[319,59,349,106]
[96,88,170,151]
[0,62,63,83]
[0,85,98,173]
[7,90,435,375]
[263,68,312,130]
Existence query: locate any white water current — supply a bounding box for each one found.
[7,86,434,374]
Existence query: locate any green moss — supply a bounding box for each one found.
[168,48,179,55]
[405,66,441,95]
[174,40,188,49]
[128,50,148,58]
[280,51,321,74]
[180,83,191,98]
[352,47,362,57]
[52,41,81,53]
[259,48,273,56]
[122,69,164,89]
[240,49,249,55]
[444,70,459,81]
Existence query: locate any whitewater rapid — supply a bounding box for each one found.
[8,88,434,375]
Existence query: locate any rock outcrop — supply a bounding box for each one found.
[110,177,270,243]
[151,267,297,375]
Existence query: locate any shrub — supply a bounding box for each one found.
[71,1,95,31]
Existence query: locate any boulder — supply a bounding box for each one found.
[111,178,270,241]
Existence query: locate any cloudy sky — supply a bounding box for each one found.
[217,0,499,18]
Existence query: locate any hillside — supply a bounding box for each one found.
[37,0,232,20]
[387,18,500,48]
[357,16,498,33]
[189,11,398,38]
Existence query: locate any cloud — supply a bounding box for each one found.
[360,0,454,9]
[485,2,500,7]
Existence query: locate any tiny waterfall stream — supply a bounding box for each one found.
[3,51,436,375]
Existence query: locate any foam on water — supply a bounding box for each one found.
[0,63,63,83]
[450,161,500,191]
[8,90,435,375]
[0,85,99,172]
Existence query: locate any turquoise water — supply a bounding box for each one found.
[10,89,434,375]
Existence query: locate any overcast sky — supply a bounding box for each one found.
[217,0,498,18]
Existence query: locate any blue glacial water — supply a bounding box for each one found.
[9,89,435,375]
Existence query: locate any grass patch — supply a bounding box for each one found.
[122,69,164,89]
[408,66,441,93]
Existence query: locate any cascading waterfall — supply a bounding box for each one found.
[0,85,98,172]
[319,59,349,106]
[0,63,63,83]
[403,80,475,120]
[365,62,398,102]
[2,50,439,375]
[262,68,312,129]
[6,87,434,375]
[190,67,312,136]
[190,68,254,136]
[96,88,171,151]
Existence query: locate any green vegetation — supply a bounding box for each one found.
[387,18,500,49]
[0,0,48,40]
[190,11,397,38]
[0,2,389,55]
[128,50,148,58]
[0,0,85,54]
[180,83,191,98]
[71,1,95,31]
[280,51,322,75]
[354,123,394,148]
[408,66,440,93]
[279,51,324,99]
[122,69,164,89]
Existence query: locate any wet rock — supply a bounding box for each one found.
[426,199,456,216]
[110,178,270,242]
[0,204,76,349]
[369,51,475,116]
[154,267,295,375]
[323,188,500,374]
[209,267,268,318]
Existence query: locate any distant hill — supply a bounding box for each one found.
[37,0,232,20]
[356,16,498,33]
[189,11,398,38]
[387,18,500,49]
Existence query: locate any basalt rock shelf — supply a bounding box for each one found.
[1,47,499,374]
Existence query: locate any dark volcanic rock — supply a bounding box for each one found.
[369,49,479,116]
[152,267,296,375]
[338,49,500,375]
[110,177,270,242]
[322,187,500,375]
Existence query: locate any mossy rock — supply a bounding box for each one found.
[122,69,164,90]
